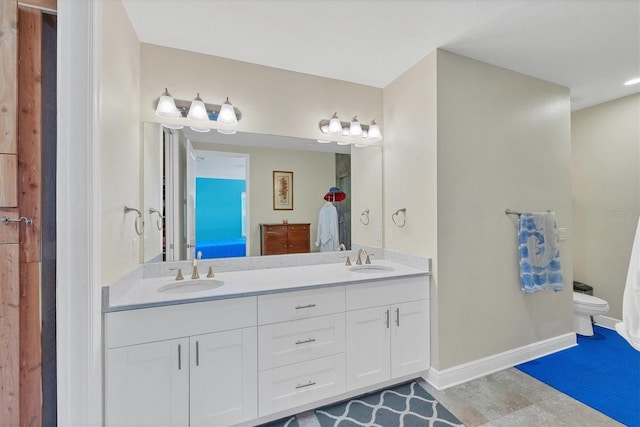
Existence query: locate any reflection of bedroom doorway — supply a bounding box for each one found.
[194,151,250,259]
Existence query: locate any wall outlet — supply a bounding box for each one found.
[558,227,568,241]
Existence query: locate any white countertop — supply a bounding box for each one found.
[104,259,429,312]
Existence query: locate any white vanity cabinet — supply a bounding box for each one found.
[104,297,258,427]
[345,277,430,391]
[257,286,346,416]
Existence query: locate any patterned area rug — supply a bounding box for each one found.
[315,381,463,427]
[258,415,299,427]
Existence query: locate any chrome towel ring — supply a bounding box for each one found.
[124,205,145,236]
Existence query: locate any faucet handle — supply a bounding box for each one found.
[365,253,375,264]
[343,256,352,266]
[207,266,214,278]
[169,268,184,281]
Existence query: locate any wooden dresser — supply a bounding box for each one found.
[260,223,310,255]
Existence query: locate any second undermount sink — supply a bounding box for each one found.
[349,264,395,273]
[157,279,225,294]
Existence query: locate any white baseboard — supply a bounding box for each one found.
[423,333,576,390]
[594,315,621,330]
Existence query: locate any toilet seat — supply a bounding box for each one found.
[573,292,608,308]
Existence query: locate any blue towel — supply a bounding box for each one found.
[518,212,564,293]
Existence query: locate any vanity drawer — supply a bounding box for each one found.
[258,286,345,325]
[258,313,345,370]
[345,277,429,311]
[105,297,257,348]
[258,354,345,416]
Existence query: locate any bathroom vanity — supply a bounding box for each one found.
[103,258,430,426]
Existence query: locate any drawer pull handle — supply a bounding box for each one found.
[295,304,316,310]
[196,341,199,366]
[396,307,400,327]
[178,344,182,370]
[296,381,316,389]
[295,338,316,345]
[386,309,390,329]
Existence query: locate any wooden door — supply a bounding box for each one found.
[262,224,288,255]
[0,1,21,425]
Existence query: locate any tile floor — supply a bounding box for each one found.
[290,368,623,426]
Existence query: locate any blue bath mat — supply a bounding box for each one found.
[315,381,463,427]
[517,326,640,426]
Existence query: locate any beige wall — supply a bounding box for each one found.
[140,44,382,142]
[572,93,640,319]
[100,0,141,283]
[142,122,163,262]
[192,142,336,257]
[383,49,573,371]
[435,50,573,369]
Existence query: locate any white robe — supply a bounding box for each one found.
[616,217,640,351]
[315,202,339,252]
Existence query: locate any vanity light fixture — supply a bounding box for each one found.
[154,89,242,132]
[318,113,383,146]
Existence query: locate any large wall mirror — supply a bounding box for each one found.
[142,122,383,263]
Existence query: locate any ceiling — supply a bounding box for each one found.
[122,0,640,111]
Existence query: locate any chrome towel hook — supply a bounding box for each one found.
[149,207,163,231]
[124,205,145,236]
[392,208,406,227]
[360,209,370,225]
[1,216,33,225]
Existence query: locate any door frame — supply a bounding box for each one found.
[56,0,103,425]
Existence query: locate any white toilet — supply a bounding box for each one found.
[573,291,609,336]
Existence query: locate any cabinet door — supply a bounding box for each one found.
[263,225,288,255]
[391,299,430,378]
[105,338,189,427]
[345,306,390,390]
[287,224,310,253]
[190,327,258,427]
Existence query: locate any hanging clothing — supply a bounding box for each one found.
[316,202,339,252]
[616,216,640,351]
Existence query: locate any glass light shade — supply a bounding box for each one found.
[187,93,209,122]
[328,113,342,135]
[316,139,332,144]
[155,88,179,117]
[367,120,382,141]
[349,116,362,136]
[624,77,640,86]
[320,124,329,134]
[354,143,369,148]
[162,122,184,130]
[217,97,238,125]
[217,128,237,135]
[336,141,351,146]
[342,128,349,136]
[190,126,211,133]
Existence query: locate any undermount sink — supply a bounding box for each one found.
[349,265,395,273]
[157,279,225,294]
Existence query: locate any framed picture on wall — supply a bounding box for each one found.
[273,170,293,210]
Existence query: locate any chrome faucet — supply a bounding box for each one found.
[356,248,365,265]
